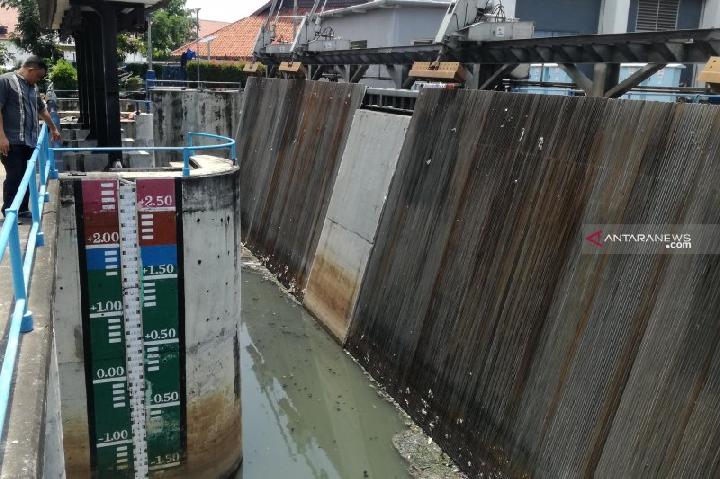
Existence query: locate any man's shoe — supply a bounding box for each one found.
[18,210,32,219]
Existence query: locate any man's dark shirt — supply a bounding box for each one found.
[0,71,47,148]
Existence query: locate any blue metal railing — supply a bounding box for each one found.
[0,124,57,434]
[51,131,236,177]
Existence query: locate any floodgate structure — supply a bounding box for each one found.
[0,75,717,478]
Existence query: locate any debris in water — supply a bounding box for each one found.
[393,426,468,479]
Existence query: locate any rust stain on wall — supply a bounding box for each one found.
[184,393,242,478]
[236,78,366,293]
[304,253,357,342]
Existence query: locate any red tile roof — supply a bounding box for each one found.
[172,1,369,61]
[0,7,18,41]
[252,0,366,15]
[198,19,230,39]
[172,15,297,61]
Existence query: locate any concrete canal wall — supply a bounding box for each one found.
[151,89,240,165]
[304,109,411,341]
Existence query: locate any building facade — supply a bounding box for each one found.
[504,0,720,35]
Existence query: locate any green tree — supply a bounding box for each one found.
[2,0,60,59]
[117,33,146,63]
[149,0,195,59]
[48,58,77,90]
[0,42,10,67]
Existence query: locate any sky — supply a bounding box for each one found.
[184,0,268,22]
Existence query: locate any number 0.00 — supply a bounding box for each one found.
[96,366,125,379]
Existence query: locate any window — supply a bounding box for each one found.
[0,26,7,35]
[636,0,680,31]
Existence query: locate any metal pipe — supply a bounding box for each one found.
[51,131,237,177]
[147,16,153,71]
[195,8,200,86]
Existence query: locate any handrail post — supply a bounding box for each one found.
[182,148,191,177]
[28,157,44,247]
[7,215,32,332]
[230,143,237,165]
[38,142,47,187]
[39,129,50,202]
[46,125,59,180]
[183,133,194,177]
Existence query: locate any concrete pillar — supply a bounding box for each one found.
[54,162,242,478]
[598,0,631,33]
[134,113,154,148]
[700,0,720,27]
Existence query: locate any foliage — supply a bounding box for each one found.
[0,42,10,67]
[120,75,144,91]
[3,0,60,59]
[125,63,165,80]
[117,34,146,63]
[149,0,196,59]
[48,58,77,90]
[186,60,254,86]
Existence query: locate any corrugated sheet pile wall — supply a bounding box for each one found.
[236,78,366,291]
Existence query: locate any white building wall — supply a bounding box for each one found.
[598,0,631,33]
[701,0,720,27]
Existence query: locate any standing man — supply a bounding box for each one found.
[0,55,61,219]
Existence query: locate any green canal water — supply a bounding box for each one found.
[237,256,413,479]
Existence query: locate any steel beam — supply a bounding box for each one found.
[350,65,369,83]
[260,29,720,66]
[478,64,520,90]
[559,63,593,95]
[604,63,667,98]
[591,63,620,97]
